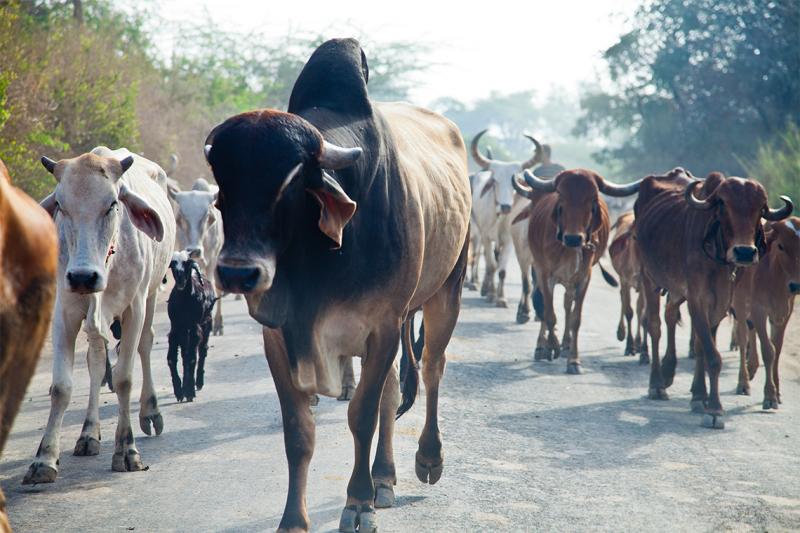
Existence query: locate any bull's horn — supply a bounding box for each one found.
[512,175,534,199]
[762,195,794,221]
[684,180,714,210]
[520,134,543,169]
[599,177,643,197]
[41,156,57,174]
[523,169,556,193]
[318,140,363,170]
[204,144,212,163]
[470,130,492,170]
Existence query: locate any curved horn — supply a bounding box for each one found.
[762,195,794,221]
[684,180,714,210]
[41,156,57,174]
[520,134,543,169]
[598,177,643,198]
[318,140,363,170]
[512,175,534,199]
[204,144,212,163]
[470,130,492,170]
[523,169,556,193]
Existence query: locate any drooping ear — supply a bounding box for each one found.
[40,191,58,218]
[511,204,532,225]
[480,177,496,198]
[119,183,165,241]
[307,172,357,249]
[756,222,768,258]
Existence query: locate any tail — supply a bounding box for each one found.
[599,263,619,287]
[397,316,424,419]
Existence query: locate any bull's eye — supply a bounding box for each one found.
[779,243,785,251]
[106,201,118,215]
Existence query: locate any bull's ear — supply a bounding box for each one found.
[307,172,357,249]
[119,183,165,241]
[40,191,58,218]
[480,177,496,198]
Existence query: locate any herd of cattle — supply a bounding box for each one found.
[0,38,798,533]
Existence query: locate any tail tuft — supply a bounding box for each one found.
[599,264,619,287]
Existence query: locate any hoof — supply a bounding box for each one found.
[688,349,695,360]
[213,326,224,336]
[495,298,508,308]
[639,352,650,365]
[762,399,779,410]
[690,399,706,413]
[112,449,145,472]
[701,413,725,429]
[339,504,377,533]
[516,311,530,324]
[374,482,395,509]
[22,462,58,484]
[415,455,444,485]
[648,387,669,400]
[309,394,320,406]
[735,384,751,396]
[566,362,581,375]
[139,413,164,436]
[534,314,541,322]
[337,385,356,402]
[534,347,551,361]
[616,326,625,342]
[73,435,101,456]
[464,281,477,291]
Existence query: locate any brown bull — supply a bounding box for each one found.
[522,169,641,373]
[0,160,57,532]
[608,212,648,362]
[730,216,800,409]
[635,168,792,428]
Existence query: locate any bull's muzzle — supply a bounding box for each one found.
[562,234,584,248]
[732,245,758,265]
[500,204,512,215]
[789,282,800,295]
[217,264,262,294]
[66,269,103,294]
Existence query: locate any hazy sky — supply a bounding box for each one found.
[154,0,640,105]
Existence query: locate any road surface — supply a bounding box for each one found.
[2,265,799,532]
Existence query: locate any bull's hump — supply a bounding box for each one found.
[288,38,371,117]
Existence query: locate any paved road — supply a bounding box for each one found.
[2,265,800,532]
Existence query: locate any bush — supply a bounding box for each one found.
[743,123,800,202]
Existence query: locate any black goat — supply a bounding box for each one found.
[167,252,216,402]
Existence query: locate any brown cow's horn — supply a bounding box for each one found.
[520,134,543,169]
[470,129,492,170]
[762,195,794,221]
[523,169,556,193]
[41,156,57,174]
[599,178,643,198]
[318,140,363,170]
[685,180,714,210]
[512,175,534,199]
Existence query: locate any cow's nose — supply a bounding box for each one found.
[187,247,202,259]
[562,234,584,248]
[732,245,757,264]
[789,282,800,295]
[217,264,261,294]
[66,270,101,293]
[500,204,512,214]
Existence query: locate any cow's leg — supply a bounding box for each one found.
[196,317,212,391]
[167,329,183,402]
[465,228,481,291]
[182,325,199,402]
[735,315,752,396]
[534,274,558,361]
[770,320,787,404]
[642,277,667,400]
[138,292,163,435]
[212,292,224,336]
[23,303,81,484]
[339,324,398,533]
[516,259,532,324]
[688,302,725,429]
[480,236,496,301]
[565,277,589,374]
[73,334,106,456]
[560,288,574,359]
[531,267,542,322]
[746,321,759,379]
[264,329,315,533]
[372,359,400,509]
[617,282,633,355]
[662,296,681,385]
[111,300,147,471]
[729,319,739,351]
[755,316,779,410]
[494,235,513,308]
[689,331,707,412]
[635,289,648,358]
[338,356,357,401]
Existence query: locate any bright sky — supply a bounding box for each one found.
[153,0,640,105]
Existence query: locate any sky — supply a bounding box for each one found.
[150,0,641,106]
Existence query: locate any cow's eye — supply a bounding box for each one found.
[779,243,785,251]
[107,201,118,215]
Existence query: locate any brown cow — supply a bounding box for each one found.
[522,169,641,373]
[730,216,800,408]
[0,160,58,532]
[609,211,648,362]
[635,169,792,428]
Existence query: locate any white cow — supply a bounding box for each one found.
[25,146,175,483]
[169,178,224,335]
[469,130,542,307]
[509,190,537,323]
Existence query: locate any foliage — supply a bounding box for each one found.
[742,123,800,202]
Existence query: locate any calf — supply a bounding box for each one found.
[731,217,800,408]
[167,251,216,402]
[26,147,175,483]
[0,160,57,531]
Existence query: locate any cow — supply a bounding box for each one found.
[169,177,224,335]
[470,129,542,307]
[204,39,470,533]
[608,211,648,362]
[0,160,57,531]
[730,216,800,408]
[465,148,492,291]
[634,168,792,428]
[24,146,176,483]
[521,169,640,373]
